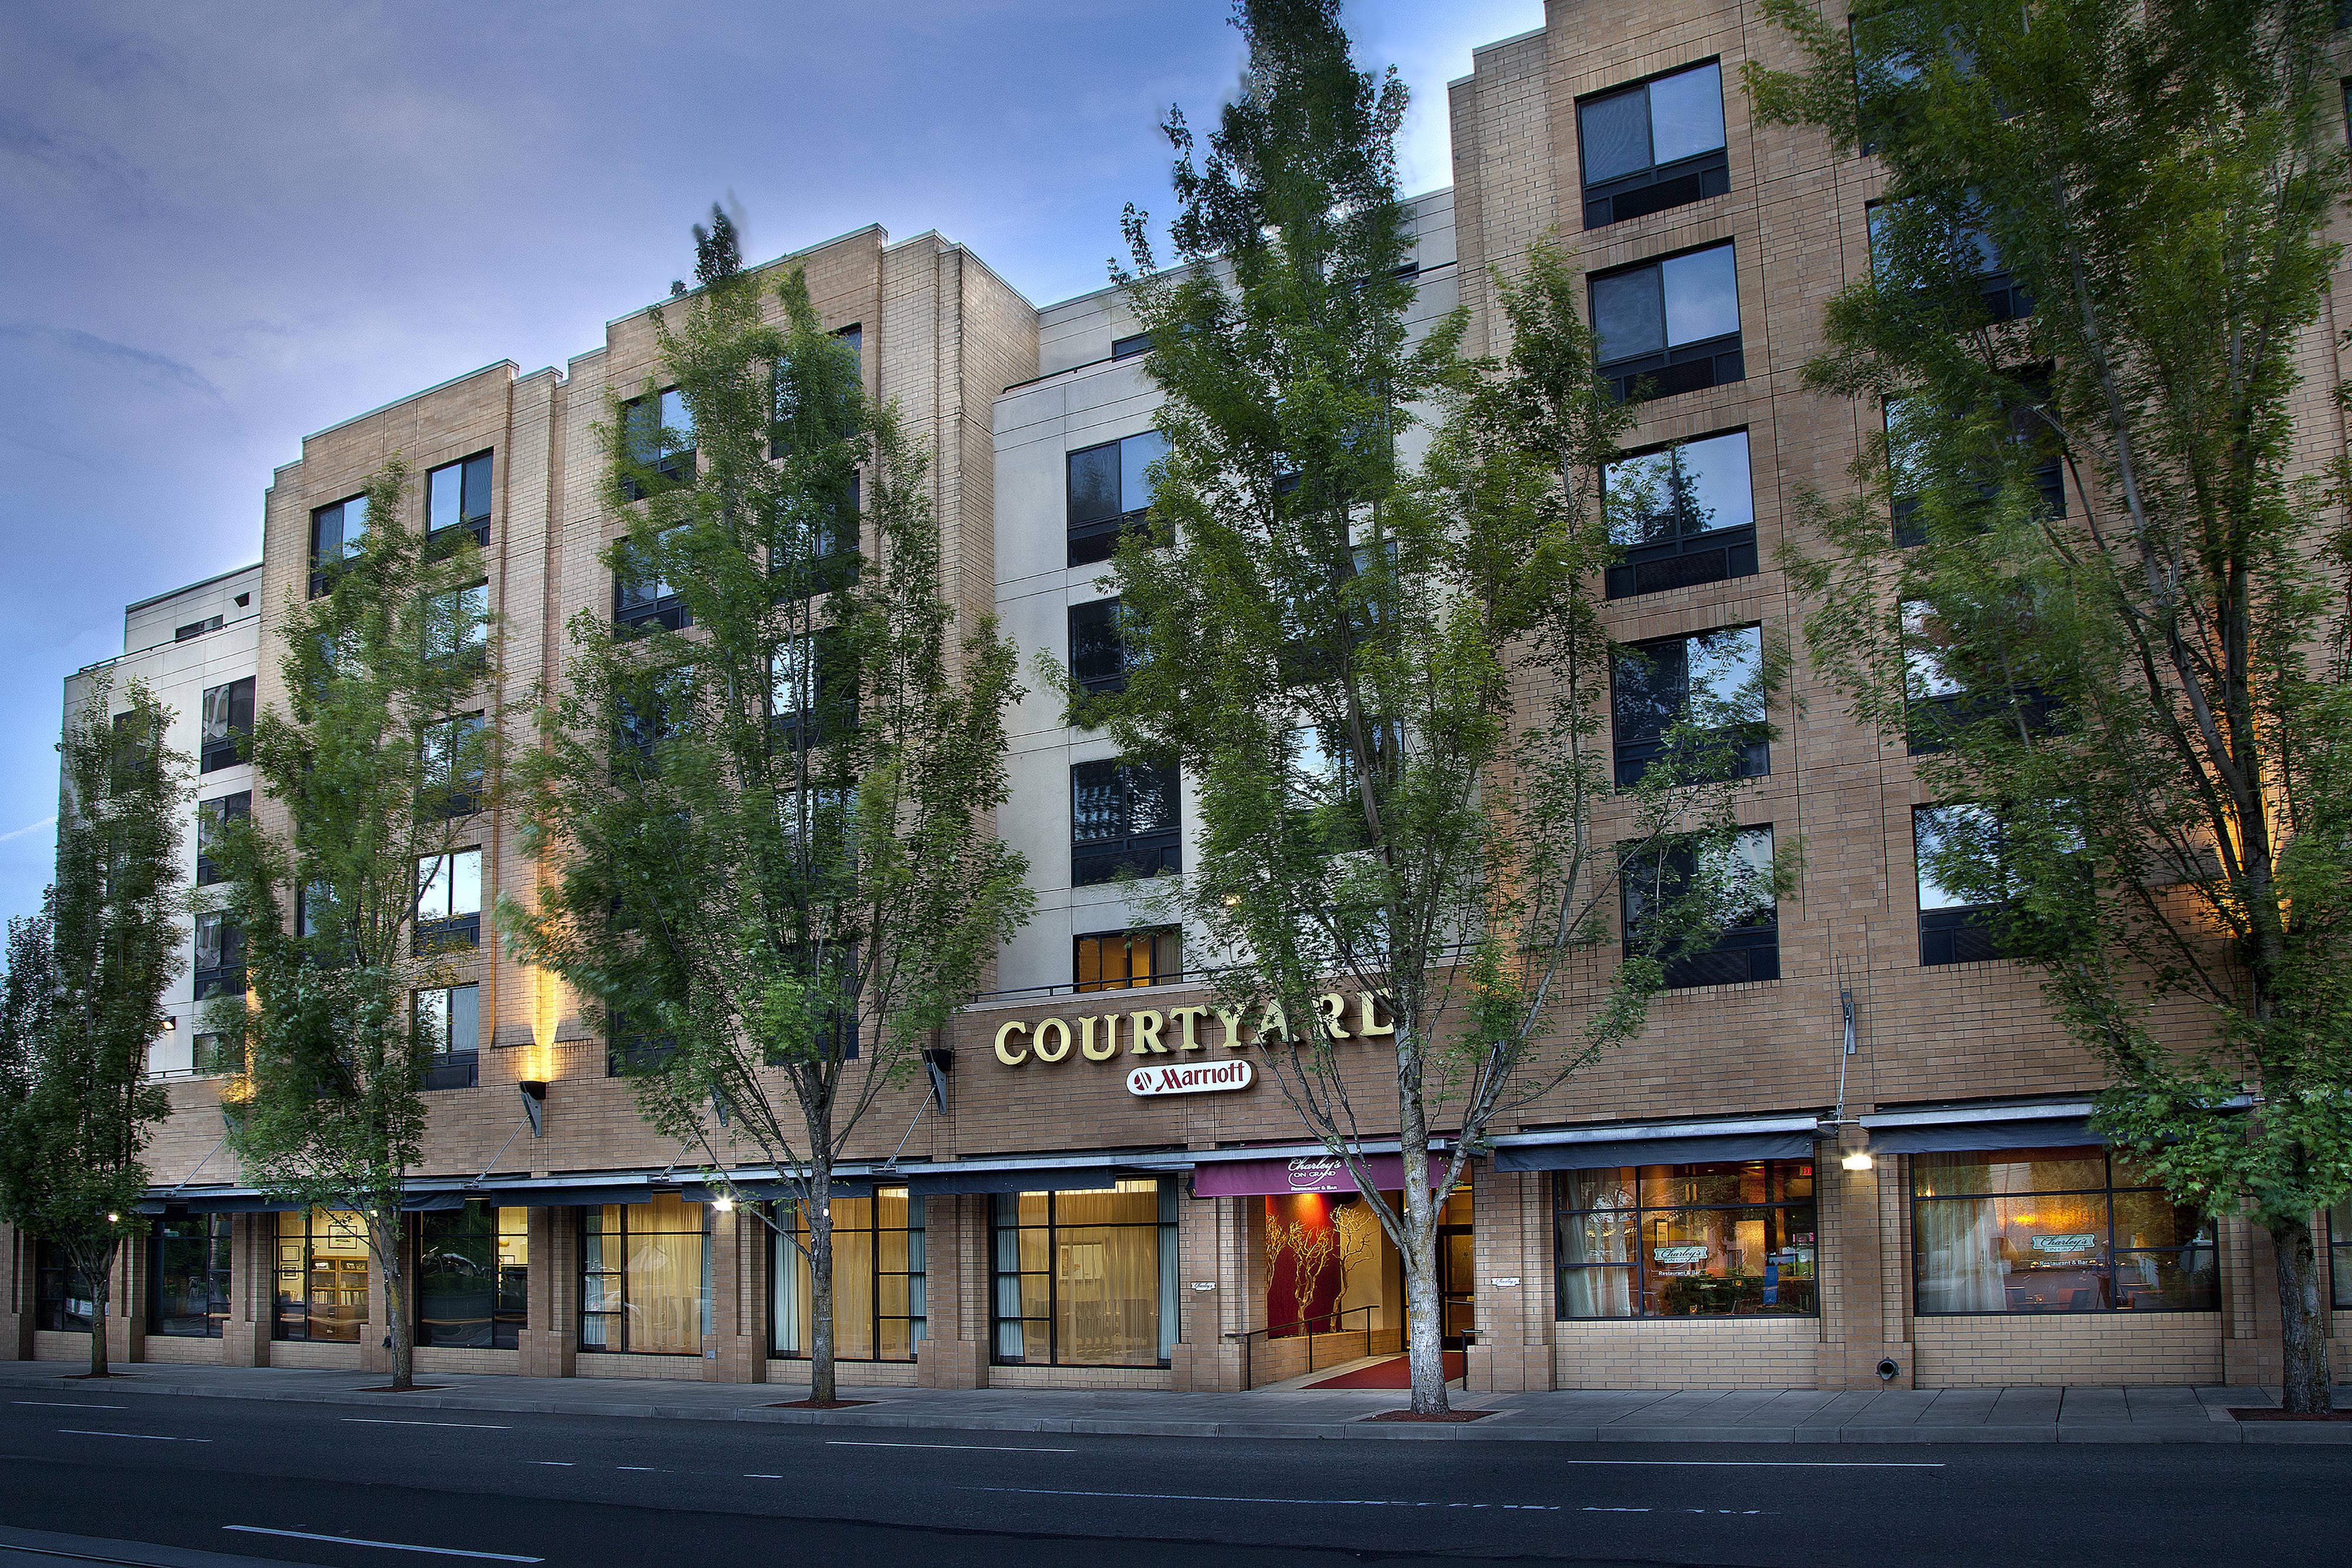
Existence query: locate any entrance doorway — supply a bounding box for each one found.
[1257,1180,1474,1388]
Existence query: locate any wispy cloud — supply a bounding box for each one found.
[0,817,56,845]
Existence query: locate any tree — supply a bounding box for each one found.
[1100,0,1784,1413]
[1749,0,2352,1409]
[506,211,1030,1404]
[209,458,500,1392]
[0,678,188,1377]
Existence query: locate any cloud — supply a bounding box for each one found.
[0,817,55,845]
[0,322,239,426]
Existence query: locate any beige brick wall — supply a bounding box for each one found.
[1915,1314,2223,1388]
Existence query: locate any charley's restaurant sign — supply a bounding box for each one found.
[990,991,1389,1099]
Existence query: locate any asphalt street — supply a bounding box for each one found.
[0,1389,2344,1567]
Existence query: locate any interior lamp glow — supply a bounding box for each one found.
[1840,1150,1875,1172]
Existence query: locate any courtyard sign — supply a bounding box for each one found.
[991,991,1391,1071]
[1125,1060,1254,1097]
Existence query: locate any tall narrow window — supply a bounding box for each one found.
[614,666,694,776]
[1589,243,1742,402]
[309,493,369,597]
[423,581,489,668]
[415,982,482,1089]
[1071,760,1181,886]
[1621,825,1779,988]
[199,677,255,773]
[771,633,852,750]
[150,1214,232,1338]
[35,1242,99,1332]
[1603,430,1757,599]
[1914,803,2011,966]
[195,792,249,886]
[992,1181,1178,1368]
[773,1189,925,1361]
[427,450,494,546]
[1067,430,1168,567]
[420,713,486,818]
[275,1208,369,1341]
[1578,61,1730,228]
[193,911,245,999]
[2331,1201,2352,1309]
[620,389,694,498]
[417,1201,527,1348]
[1611,625,1768,787]
[1068,599,1128,696]
[614,526,691,633]
[580,1194,709,1355]
[414,849,483,952]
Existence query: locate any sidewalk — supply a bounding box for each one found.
[5,1360,2346,1445]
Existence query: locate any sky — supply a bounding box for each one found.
[0,0,1544,926]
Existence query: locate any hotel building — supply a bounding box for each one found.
[8,0,2346,1395]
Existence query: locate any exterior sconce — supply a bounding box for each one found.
[519,1080,548,1138]
[1840,1150,1875,1172]
[161,1017,177,1032]
[711,1195,736,1213]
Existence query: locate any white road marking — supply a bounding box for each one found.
[614,1466,665,1472]
[225,1526,542,1562]
[828,1440,1080,1453]
[744,1473,784,1479]
[1559,1459,1945,1468]
[13,1401,124,1409]
[965,1487,1784,1511]
[343,1418,512,1430]
[534,1461,574,1466]
[57,1429,211,1442]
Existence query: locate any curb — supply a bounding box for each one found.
[3,1369,2340,1445]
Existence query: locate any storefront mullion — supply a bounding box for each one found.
[1554,1159,1818,1319]
[417,1201,527,1349]
[274,1209,370,1342]
[990,1179,1174,1368]
[151,1213,233,1338]
[772,1188,926,1362]
[579,1194,709,1355]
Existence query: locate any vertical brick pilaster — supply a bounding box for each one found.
[517,1205,574,1379]
[916,1193,985,1388]
[1468,1166,1554,1393]
[225,1213,270,1367]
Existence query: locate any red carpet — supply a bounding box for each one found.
[1304,1352,1465,1390]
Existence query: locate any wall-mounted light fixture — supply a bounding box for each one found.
[1840,1149,1875,1172]
[518,1080,548,1138]
[711,1194,736,1213]
[161,1017,177,1033]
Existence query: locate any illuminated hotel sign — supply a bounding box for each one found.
[990,991,1391,1078]
[1124,1059,1254,1097]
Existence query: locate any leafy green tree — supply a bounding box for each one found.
[209,458,500,1392]
[0,679,187,1376]
[1101,0,1783,1413]
[1750,0,2351,1409]
[506,212,1030,1404]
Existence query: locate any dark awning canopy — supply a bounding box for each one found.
[903,1164,1132,1196]
[1493,1122,1819,1172]
[1862,1116,2100,1155]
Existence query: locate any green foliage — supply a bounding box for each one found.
[206,458,500,1386]
[1100,0,1781,1410]
[505,212,1031,1395]
[1753,0,2352,1406]
[0,677,188,1372]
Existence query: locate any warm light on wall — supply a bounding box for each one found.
[1840,1151,1875,1172]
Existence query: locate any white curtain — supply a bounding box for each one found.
[1915,1197,2004,1312]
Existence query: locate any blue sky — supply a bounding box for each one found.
[0,0,1542,924]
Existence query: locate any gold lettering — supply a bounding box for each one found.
[993,1020,1030,1066]
[1315,992,1350,1039]
[1214,1006,1249,1051]
[1167,1005,1208,1051]
[1078,1015,1118,1061]
[1033,1016,1073,1064]
[1256,998,1289,1044]
[1358,992,1395,1038]
[1129,1009,1166,1053]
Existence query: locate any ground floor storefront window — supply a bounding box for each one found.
[35,1241,99,1332]
[1555,1160,1817,1319]
[275,1209,370,1341]
[1912,1147,2217,1313]
[773,1188,924,1361]
[2333,1201,2351,1310]
[418,1202,527,1349]
[581,1194,708,1355]
[151,1215,232,1337]
[993,1180,1177,1367]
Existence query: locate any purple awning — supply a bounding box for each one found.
[1192,1153,1446,1198]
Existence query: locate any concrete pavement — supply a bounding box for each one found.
[4,1359,2344,1445]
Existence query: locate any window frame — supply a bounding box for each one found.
[1576,59,1732,229]
[1587,242,1745,402]
[1913,803,2010,965]
[1602,429,1759,600]
[1619,824,1780,988]
[1068,598,1128,697]
[1910,1146,2221,1316]
[192,909,245,999]
[273,1207,370,1342]
[199,677,255,774]
[618,387,695,500]
[1609,625,1769,788]
[1070,758,1182,887]
[413,848,483,953]
[1074,927,1182,992]
[34,1240,99,1333]
[414,982,482,1090]
[990,1179,1180,1369]
[149,1213,232,1338]
[195,791,250,886]
[426,449,495,547]
[308,493,369,598]
[1553,1159,1818,1320]
[416,1200,527,1349]
[770,1188,926,1362]
[579,1195,710,1355]
[1065,429,1168,567]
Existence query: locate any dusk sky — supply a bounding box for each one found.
[0,0,1542,926]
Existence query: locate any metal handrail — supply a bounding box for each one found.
[1224,1303,1386,1391]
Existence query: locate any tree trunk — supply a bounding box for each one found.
[2270,1214,2331,1414]
[86,1239,118,1379]
[808,1166,836,1405]
[1396,1119,1449,1415]
[373,1208,413,1392]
